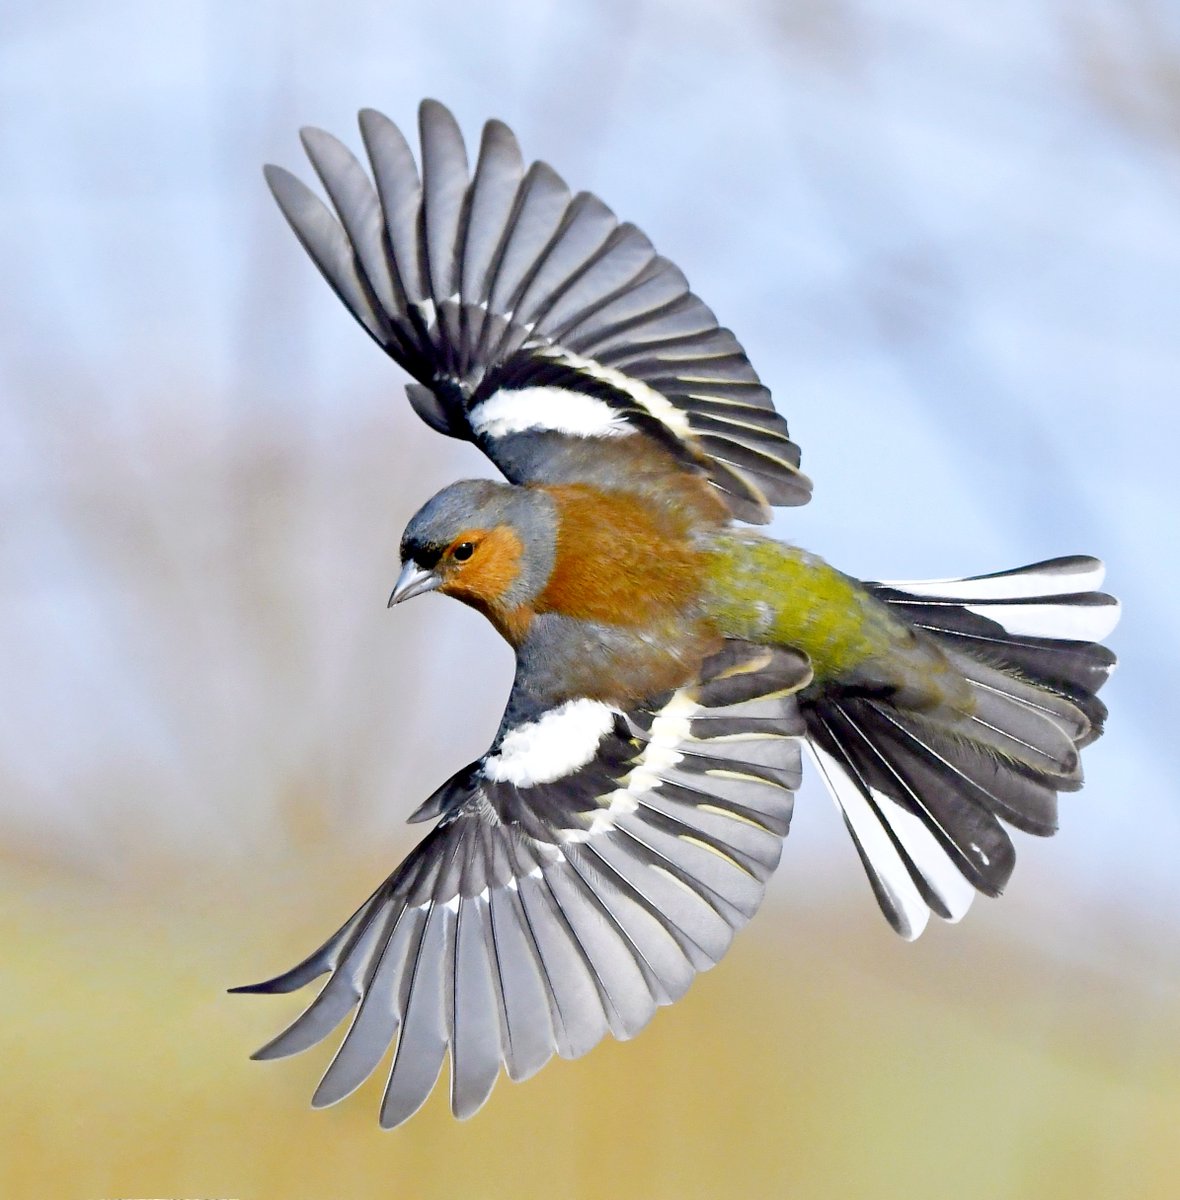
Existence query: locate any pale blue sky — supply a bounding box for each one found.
[2,1,1177,975]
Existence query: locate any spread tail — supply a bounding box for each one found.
[801,556,1118,939]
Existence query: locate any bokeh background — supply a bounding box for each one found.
[3,1,1178,1196]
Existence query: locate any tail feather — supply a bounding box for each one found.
[884,707,1062,836]
[958,657,1089,746]
[873,554,1117,740]
[809,698,1016,897]
[808,733,971,941]
[953,660,1082,782]
[803,556,1117,938]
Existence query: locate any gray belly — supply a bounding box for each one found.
[514,611,720,711]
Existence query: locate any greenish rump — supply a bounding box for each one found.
[703,532,971,712]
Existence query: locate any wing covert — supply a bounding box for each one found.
[265,100,812,522]
[232,643,811,1127]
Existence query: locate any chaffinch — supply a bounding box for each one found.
[234,101,1119,1128]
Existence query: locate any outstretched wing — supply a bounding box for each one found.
[232,643,811,1128]
[264,100,811,523]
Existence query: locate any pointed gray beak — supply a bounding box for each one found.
[388,560,442,607]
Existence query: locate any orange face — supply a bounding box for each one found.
[435,525,525,610]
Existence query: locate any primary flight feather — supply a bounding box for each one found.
[234,100,1119,1128]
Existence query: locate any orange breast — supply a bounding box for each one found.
[537,485,707,627]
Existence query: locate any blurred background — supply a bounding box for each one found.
[2,0,1178,1196]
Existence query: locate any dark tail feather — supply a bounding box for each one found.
[803,556,1118,940]
[871,554,1117,742]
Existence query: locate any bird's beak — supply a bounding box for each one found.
[388,560,442,607]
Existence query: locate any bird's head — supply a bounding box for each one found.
[390,480,557,636]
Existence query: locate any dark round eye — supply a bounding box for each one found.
[452,541,475,562]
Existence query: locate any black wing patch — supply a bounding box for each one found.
[264,100,811,522]
[232,643,811,1128]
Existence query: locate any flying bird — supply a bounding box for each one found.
[234,100,1119,1129]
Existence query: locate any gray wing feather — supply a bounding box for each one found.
[449,894,505,1119]
[299,128,406,327]
[487,878,558,1081]
[566,851,696,1005]
[581,832,726,970]
[541,856,658,1040]
[482,163,573,356]
[616,810,760,924]
[513,859,611,1059]
[418,100,470,373]
[419,100,469,303]
[509,193,619,334]
[461,120,526,374]
[541,226,658,342]
[358,108,427,305]
[559,264,691,363]
[263,164,390,345]
[249,901,392,1061]
[310,906,419,1106]
[379,902,453,1128]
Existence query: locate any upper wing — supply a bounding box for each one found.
[232,642,811,1128]
[264,100,811,523]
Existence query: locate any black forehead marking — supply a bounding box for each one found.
[402,537,444,569]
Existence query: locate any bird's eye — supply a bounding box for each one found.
[452,541,475,562]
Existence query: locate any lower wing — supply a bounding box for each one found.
[233,642,811,1127]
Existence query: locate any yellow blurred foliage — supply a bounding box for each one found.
[3,864,1176,1200]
